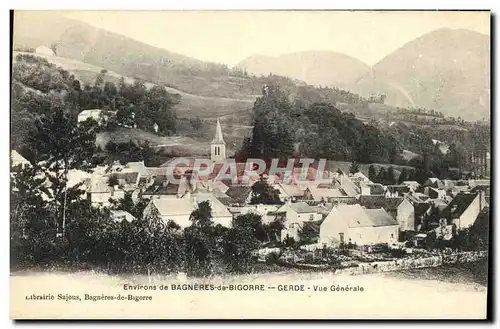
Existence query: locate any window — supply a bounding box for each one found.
[339,233,344,243]
[309,214,314,221]
[391,234,394,239]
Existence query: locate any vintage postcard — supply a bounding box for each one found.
[10,10,490,319]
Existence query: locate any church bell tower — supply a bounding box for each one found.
[211,118,226,163]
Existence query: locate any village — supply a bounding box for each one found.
[10,112,491,273]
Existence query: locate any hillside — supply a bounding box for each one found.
[350,28,490,121]
[236,51,370,88]
[13,51,255,120]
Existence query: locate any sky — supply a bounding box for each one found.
[65,11,490,67]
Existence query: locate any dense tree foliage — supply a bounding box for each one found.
[250,180,282,205]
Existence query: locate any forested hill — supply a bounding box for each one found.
[11,53,180,160]
[238,84,490,180]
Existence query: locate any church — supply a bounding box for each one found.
[210,118,226,164]
[159,118,228,174]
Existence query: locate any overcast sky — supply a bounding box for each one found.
[66,11,490,66]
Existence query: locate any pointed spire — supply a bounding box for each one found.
[212,118,225,144]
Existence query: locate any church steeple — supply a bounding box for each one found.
[211,118,226,163]
[212,118,225,144]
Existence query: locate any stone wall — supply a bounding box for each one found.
[334,251,487,276]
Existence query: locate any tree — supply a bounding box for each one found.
[387,166,397,185]
[368,165,377,182]
[233,213,267,242]
[398,168,409,184]
[349,161,360,174]
[29,107,97,237]
[263,216,285,243]
[376,167,387,185]
[108,174,119,187]
[298,224,318,245]
[223,225,259,273]
[10,166,55,267]
[250,180,282,205]
[189,201,213,230]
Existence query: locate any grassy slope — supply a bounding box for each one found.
[16,52,256,120]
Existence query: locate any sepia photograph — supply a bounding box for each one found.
[9,9,491,320]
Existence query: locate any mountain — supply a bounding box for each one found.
[350,28,490,121]
[13,11,207,70]
[236,51,370,89]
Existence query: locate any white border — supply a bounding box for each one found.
[1,1,498,327]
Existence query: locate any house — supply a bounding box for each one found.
[240,204,281,224]
[124,161,151,177]
[424,187,446,199]
[402,181,420,192]
[143,194,233,228]
[110,210,136,223]
[225,185,253,206]
[193,193,233,227]
[11,150,31,171]
[77,109,112,126]
[423,178,445,189]
[442,180,457,190]
[274,183,306,202]
[413,202,432,232]
[112,171,141,190]
[319,204,399,246]
[352,172,372,183]
[210,180,230,194]
[143,198,196,228]
[277,202,323,241]
[303,186,346,202]
[359,195,415,232]
[448,185,471,197]
[67,169,92,194]
[86,175,125,207]
[367,183,385,195]
[385,185,410,198]
[335,176,360,197]
[142,177,194,200]
[440,192,487,229]
[357,182,372,195]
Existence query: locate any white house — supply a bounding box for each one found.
[144,198,195,228]
[86,175,125,207]
[274,183,306,202]
[240,204,281,224]
[194,193,233,227]
[143,193,233,228]
[77,109,115,126]
[402,181,421,192]
[303,186,345,202]
[276,202,323,241]
[320,204,399,246]
[11,150,31,170]
[440,192,487,229]
[359,195,415,232]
